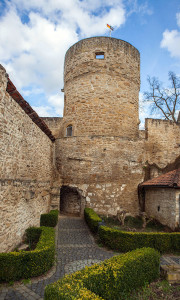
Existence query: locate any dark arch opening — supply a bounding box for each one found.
[60,186,85,216]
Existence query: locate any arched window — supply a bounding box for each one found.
[66,125,73,137]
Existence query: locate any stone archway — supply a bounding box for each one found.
[60,186,85,216]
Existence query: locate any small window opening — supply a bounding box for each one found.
[95,52,104,59]
[66,125,73,137]
[157,205,160,212]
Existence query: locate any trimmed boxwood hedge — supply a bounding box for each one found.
[44,247,160,300]
[98,225,180,253]
[45,282,103,300]
[0,226,55,282]
[25,227,42,245]
[84,208,102,233]
[40,209,59,227]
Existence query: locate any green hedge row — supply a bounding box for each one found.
[44,247,160,300]
[40,209,59,227]
[0,226,55,282]
[98,225,180,253]
[45,280,103,300]
[84,208,102,233]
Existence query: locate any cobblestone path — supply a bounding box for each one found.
[0,216,116,300]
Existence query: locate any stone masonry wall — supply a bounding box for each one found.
[0,67,54,252]
[62,37,140,138]
[56,119,180,217]
[145,188,179,229]
[56,37,142,217]
[42,117,63,139]
[1,34,180,250]
[55,37,180,218]
[145,119,180,169]
[56,135,146,216]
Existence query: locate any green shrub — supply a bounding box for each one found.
[84,208,102,233]
[40,209,59,227]
[146,219,165,230]
[25,227,42,245]
[0,226,55,282]
[170,232,180,251]
[45,277,103,300]
[124,215,143,228]
[98,225,180,253]
[44,247,160,300]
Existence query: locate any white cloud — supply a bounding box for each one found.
[176,12,180,27]
[0,8,78,92]
[0,0,150,118]
[32,93,64,117]
[175,109,180,120]
[9,0,126,37]
[32,105,54,117]
[0,9,29,61]
[161,29,180,58]
[161,13,180,59]
[22,87,44,97]
[126,0,153,17]
[47,94,64,116]
[139,92,151,129]
[0,0,126,96]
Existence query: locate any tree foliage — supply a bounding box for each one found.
[144,72,180,123]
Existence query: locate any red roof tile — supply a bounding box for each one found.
[6,78,55,142]
[141,168,180,188]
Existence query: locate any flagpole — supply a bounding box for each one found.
[107,24,114,38]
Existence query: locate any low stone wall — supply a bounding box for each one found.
[145,187,180,229]
[0,66,54,252]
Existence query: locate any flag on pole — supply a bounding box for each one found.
[107,24,114,31]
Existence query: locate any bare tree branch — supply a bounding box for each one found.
[143,72,180,123]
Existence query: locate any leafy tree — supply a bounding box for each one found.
[144,72,180,123]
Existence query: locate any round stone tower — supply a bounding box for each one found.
[56,37,142,217]
[62,37,140,138]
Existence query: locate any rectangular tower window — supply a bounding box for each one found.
[66,125,73,137]
[95,52,104,59]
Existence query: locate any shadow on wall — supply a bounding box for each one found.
[60,186,85,216]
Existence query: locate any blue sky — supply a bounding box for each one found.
[0,0,180,128]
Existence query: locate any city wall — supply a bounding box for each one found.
[144,119,180,178]
[42,117,63,139]
[55,119,180,217]
[0,66,54,252]
[56,135,146,216]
